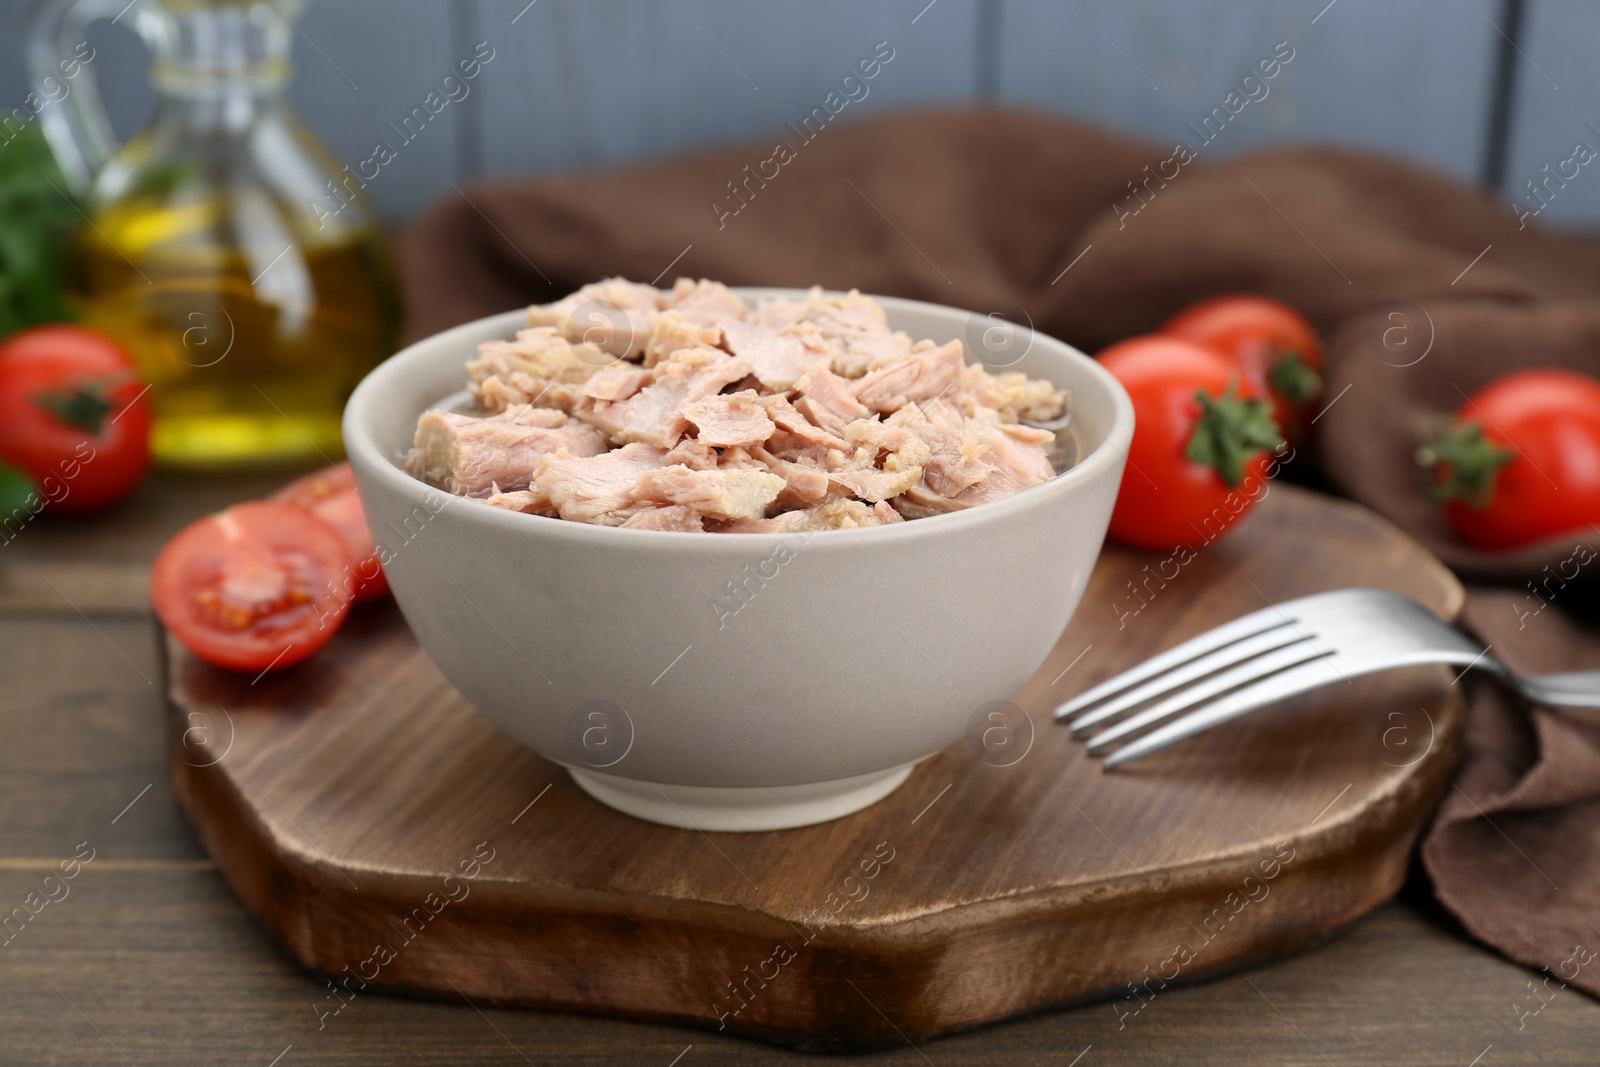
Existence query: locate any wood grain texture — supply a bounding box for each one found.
[4,873,1596,1067]
[3,471,294,572]
[994,0,1504,182]
[3,471,1598,1063]
[167,484,1466,1049]
[0,562,152,617]
[0,616,199,859]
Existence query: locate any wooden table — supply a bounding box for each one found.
[3,472,1596,1066]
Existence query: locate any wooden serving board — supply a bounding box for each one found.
[166,484,1465,1050]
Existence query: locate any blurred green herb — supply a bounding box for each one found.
[0,124,80,337]
[0,461,34,517]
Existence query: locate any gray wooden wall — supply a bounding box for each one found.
[2,0,1589,226]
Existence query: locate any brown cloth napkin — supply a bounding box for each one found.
[400,107,1600,996]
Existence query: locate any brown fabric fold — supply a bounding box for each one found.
[398,106,1600,995]
[1429,588,1600,998]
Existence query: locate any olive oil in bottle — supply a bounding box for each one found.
[34,0,400,466]
[72,187,398,465]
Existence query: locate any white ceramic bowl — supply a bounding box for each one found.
[344,291,1132,831]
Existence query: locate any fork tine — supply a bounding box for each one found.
[1067,624,1306,734]
[1056,598,1311,719]
[1101,657,1350,768]
[1085,642,1331,754]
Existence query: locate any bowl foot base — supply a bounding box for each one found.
[564,764,916,831]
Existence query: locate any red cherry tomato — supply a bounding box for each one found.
[1424,369,1600,551]
[0,325,152,514]
[1164,295,1324,444]
[272,462,388,602]
[1098,336,1284,551]
[152,501,354,672]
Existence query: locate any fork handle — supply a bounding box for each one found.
[1513,669,1600,710]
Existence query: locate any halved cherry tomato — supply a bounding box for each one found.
[1421,369,1600,551]
[0,325,151,514]
[1163,295,1324,444]
[1098,336,1284,551]
[272,462,388,602]
[152,501,354,672]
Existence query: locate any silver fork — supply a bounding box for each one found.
[1055,587,1600,768]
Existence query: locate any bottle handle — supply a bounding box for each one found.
[26,0,143,195]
